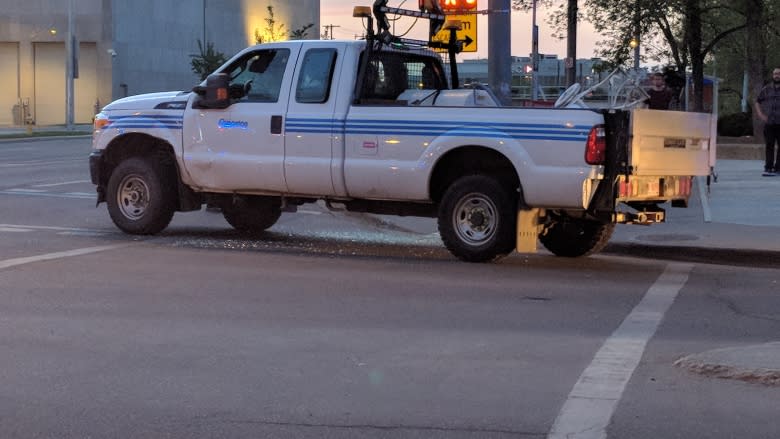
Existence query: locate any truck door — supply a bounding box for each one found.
[283,44,345,196]
[182,45,300,192]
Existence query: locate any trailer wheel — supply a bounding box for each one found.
[106,157,175,235]
[222,197,282,234]
[539,217,614,257]
[438,175,516,262]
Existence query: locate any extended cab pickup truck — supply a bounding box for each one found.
[89,35,715,262]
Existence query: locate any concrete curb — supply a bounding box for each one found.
[717,143,764,160]
[674,342,780,386]
[603,243,780,269]
[0,135,91,143]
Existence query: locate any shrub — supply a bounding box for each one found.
[717,112,753,137]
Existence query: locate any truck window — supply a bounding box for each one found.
[296,49,337,104]
[225,49,290,103]
[358,51,447,103]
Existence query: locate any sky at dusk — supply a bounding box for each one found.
[320,1,602,61]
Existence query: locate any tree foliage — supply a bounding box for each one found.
[254,5,314,44]
[190,39,228,81]
[512,0,778,113]
[290,23,315,40]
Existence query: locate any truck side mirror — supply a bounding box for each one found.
[193,73,231,109]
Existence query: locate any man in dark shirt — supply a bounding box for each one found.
[646,72,673,110]
[755,67,780,176]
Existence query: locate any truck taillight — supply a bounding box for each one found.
[585,124,606,165]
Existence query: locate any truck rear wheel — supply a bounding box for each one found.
[438,175,516,262]
[539,217,614,257]
[106,157,175,235]
[222,197,282,234]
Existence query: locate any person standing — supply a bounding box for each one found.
[646,72,673,110]
[755,67,780,176]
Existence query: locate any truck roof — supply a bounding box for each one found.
[241,39,441,59]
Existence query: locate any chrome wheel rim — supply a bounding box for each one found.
[452,192,498,245]
[116,174,150,220]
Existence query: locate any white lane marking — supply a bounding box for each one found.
[0,224,108,236]
[4,188,46,193]
[0,227,33,232]
[547,263,694,439]
[0,244,131,270]
[0,159,83,168]
[32,180,91,188]
[0,190,93,199]
[0,224,101,232]
[297,209,323,215]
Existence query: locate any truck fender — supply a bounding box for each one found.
[420,129,531,201]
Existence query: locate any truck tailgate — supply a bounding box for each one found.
[630,109,715,176]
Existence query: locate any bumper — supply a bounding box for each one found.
[89,150,107,205]
[89,150,103,185]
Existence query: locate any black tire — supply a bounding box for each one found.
[539,217,615,257]
[437,175,517,262]
[106,157,175,235]
[222,197,282,233]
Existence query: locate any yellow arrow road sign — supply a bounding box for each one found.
[430,14,477,53]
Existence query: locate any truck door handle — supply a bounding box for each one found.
[271,115,283,134]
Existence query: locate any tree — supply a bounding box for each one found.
[190,39,228,81]
[289,23,315,40]
[254,5,314,44]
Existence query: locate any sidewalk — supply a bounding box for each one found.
[0,124,92,140]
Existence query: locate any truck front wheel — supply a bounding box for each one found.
[222,197,282,234]
[539,217,614,257]
[106,157,175,235]
[438,175,516,262]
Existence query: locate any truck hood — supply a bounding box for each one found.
[103,91,190,111]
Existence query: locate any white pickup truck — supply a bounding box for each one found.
[89,33,715,262]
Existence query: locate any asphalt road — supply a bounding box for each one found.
[1,138,778,439]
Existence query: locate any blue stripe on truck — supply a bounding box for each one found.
[285,118,590,141]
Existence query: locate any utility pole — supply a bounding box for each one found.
[632,0,640,70]
[65,0,75,130]
[321,24,340,40]
[488,0,512,105]
[531,0,539,101]
[202,0,207,44]
[565,0,577,86]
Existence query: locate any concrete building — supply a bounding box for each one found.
[0,0,319,126]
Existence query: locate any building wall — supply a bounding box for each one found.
[0,0,112,125]
[0,0,320,126]
[0,43,20,125]
[112,0,320,98]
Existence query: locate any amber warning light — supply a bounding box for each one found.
[420,0,477,11]
[440,0,477,11]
